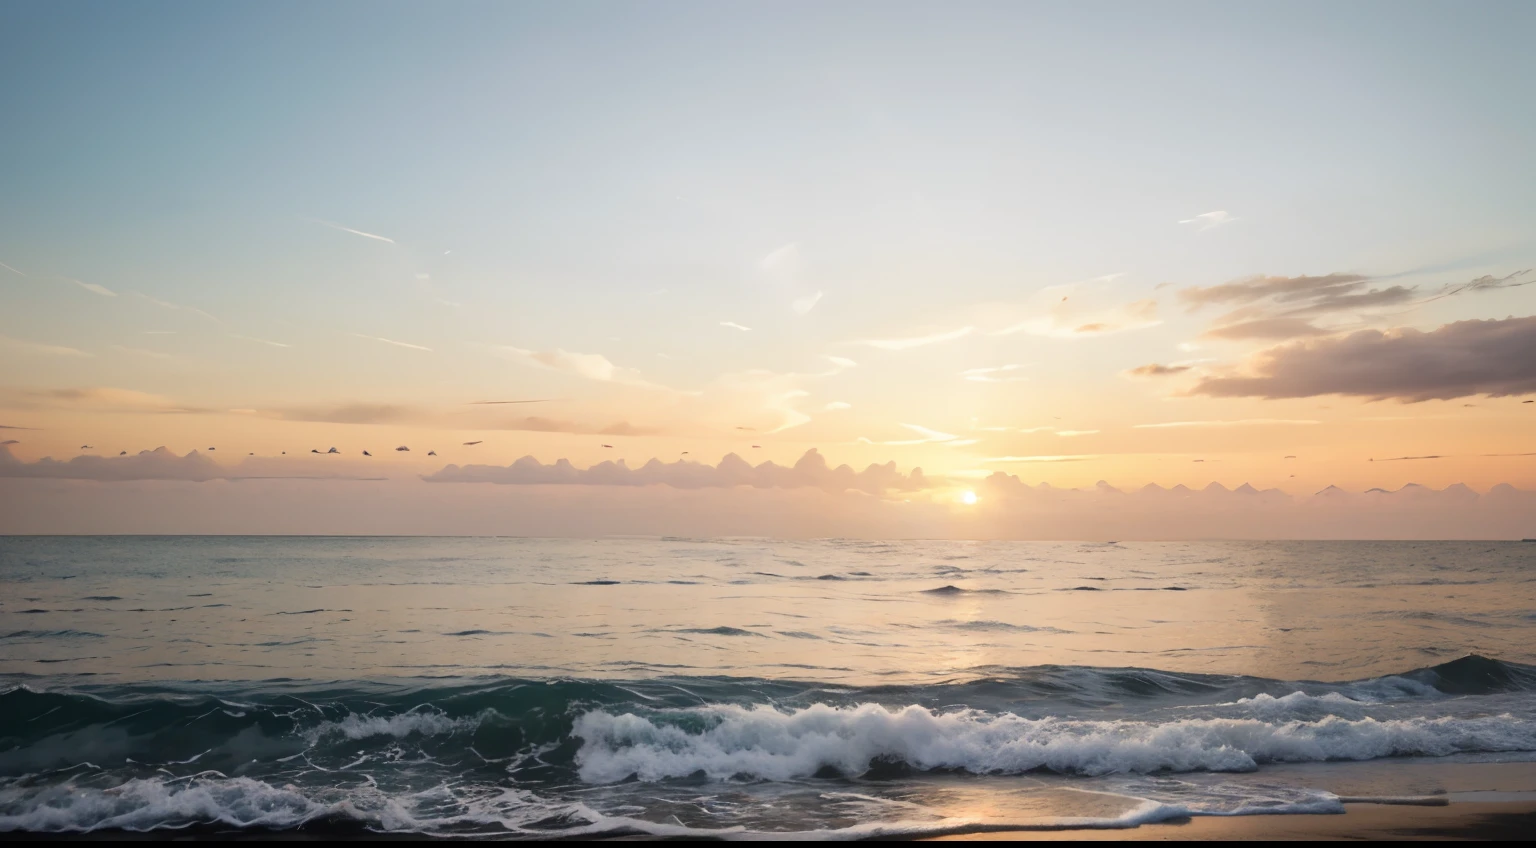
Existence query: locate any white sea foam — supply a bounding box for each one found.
[305,710,484,743]
[572,702,1536,783]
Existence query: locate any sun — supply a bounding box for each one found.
[959,490,978,506]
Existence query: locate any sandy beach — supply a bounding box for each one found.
[930,800,1536,840]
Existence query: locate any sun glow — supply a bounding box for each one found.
[959,490,978,505]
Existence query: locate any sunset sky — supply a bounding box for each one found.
[3,1,1534,535]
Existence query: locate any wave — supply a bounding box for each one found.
[573,702,1536,783]
[1,656,1534,835]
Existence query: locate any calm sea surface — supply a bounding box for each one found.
[2,537,1535,837]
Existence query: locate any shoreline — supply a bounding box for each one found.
[927,800,1536,841]
[7,801,1535,841]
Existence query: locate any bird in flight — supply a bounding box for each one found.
[752,445,761,449]
[119,450,126,455]
[327,447,339,454]
[311,449,321,454]
[427,450,437,456]
[80,445,93,449]
[363,450,372,457]
[463,440,482,446]
[208,447,216,451]
[601,444,614,448]
[396,446,410,452]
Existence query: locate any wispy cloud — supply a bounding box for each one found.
[720,321,752,332]
[0,335,90,357]
[984,455,1097,463]
[962,364,1030,383]
[1179,210,1236,230]
[66,279,116,297]
[1125,363,1193,378]
[312,219,396,244]
[468,399,556,405]
[1055,430,1100,437]
[111,345,172,360]
[758,242,799,274]
[230,334,291,349]
[791,291,823,315]
[135,292,222,325]
[824,401,852,411]
[1133,419,1322,429]
[352,333,432,352]
[0,260,28,277]
[857,423,974,447]
[0,387,210,414]
[994,291,1160,338]
[498,346,664,389]
[858,326,975,350]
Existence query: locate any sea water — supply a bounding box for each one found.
[2,537,1534,837]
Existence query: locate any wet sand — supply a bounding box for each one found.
[930,800,1536,840]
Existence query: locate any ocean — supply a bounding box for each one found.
[2,537,1534,837]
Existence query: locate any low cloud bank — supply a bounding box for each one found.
[423,448,928,494]
[0,445,381,482]
[973,473,1536,539]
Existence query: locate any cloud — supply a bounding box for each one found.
[1203,317,1333,340]
[112,345,172,359]
[1,387,213,415]
[824,401,852,411]
[0,260,28,277]
[0,444,381,483]
[1190,316,1536,402]
[0,424,40,430]
[0,335,90,357]
[1179,211,1236,230]
[231,334,291,348]
[1133,419,1322,429]
[268,402,654,436]
[424,448,927,495]
[791,291,823,315]
[352,333,432,352]
[135,292,223,325]
[993,288,1160,339]
[1,439,17,445]
[856,423,973,447]
[1409,270,1534,308]
[983,455,1096,463]
[1055,430,1100,437]
[312,219,396,244]
[497,346,663,389]
[858,326,975,350]
[758,242,799,275]
[720,321,752,332]
[1177,272,1475,340]
[1125,363,1192,377]
[67,279,116,297]
[962,364,1030,383]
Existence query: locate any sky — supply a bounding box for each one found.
[2,1,1535,536]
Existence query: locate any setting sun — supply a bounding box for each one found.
[960,491,978,506]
